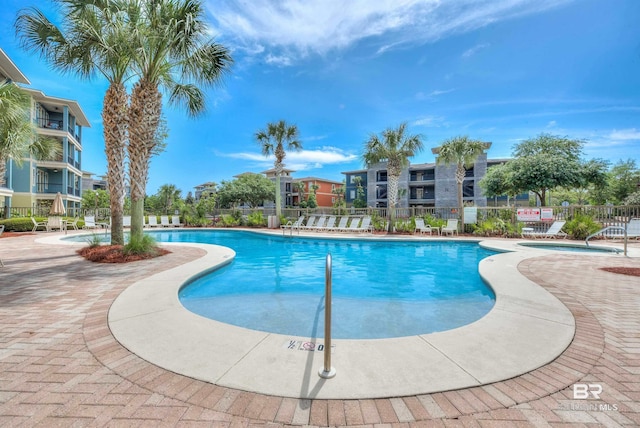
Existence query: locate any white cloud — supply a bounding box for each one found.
[206,0,574,63]
[220,147,358,171]
[265,53,293,67]
[546,120,557,128]
[413,115,446,127]
[609,128,640,141]
[461,43,490,58]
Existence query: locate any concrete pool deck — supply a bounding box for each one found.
[2,229,640,425]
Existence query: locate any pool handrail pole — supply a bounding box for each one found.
[319,253,336,379]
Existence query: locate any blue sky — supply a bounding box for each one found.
[1,0,639,196]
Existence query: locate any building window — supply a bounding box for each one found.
[464,166,475,178]
[331,184,336,191]
[349,190,356,199]
[376,184,387,199]
[463,180,474,198]
[331,197,336,203]
[376,171,387,182]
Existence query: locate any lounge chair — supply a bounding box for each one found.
[281,216,304,234]
[309,215,327,231]
[522,220,567,239]
[160,215,171,227]
[67,217,79,230]
[123,216,131,228]
[171,215,184,227]
[441,219,459,236]
[331,216,349,232]
[358,216,373,234]
[414,218,433,235]
[31,217,47,232]
[343,217,361,232]
[300,215,318,231]
[147,215,159,228]
[586,218,640,244]
[83,216,102,230]
[321,216,337,231]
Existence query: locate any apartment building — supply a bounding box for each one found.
[343,145,526,208]
[292,177,343,207]
[1,49,90,217]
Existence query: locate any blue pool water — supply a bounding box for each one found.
[140,230,496,339]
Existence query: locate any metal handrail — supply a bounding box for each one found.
[318,253,336,379]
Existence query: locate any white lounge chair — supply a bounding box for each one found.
[160,215,171,227]
[321,216,337,231]
[147,215,159,228]
[332,216,349,232]
[441,219,459,236]
[309,215,327,231]
[67,217,79,230]
[414,218,433,235]
[31,217,47,232]
[522,220,567,239]
[83,216,101,230]
[343,217,361,232]
[586,218,640,243]
[171,215,184,227]
[300,215,318,230]
[358,216,373,234]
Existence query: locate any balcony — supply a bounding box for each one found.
[35,116,82,143]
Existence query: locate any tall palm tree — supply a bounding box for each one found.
[16,0,133,245]
[127,0,232,241]
[157,183,181,214]
[255,120,302,219]
[362,123,424,228]
[0,82,60,188]
[433,136,489,227]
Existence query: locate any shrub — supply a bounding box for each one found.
[85,233,104,248]
[564,214,602,240]
[124,233,159,256]
[246,211,266,227]
[219,214,240,227]
[0,217,38,232]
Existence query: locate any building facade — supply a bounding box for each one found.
[343,147,526,208]
[293,177,343,207]
[1,49,90,217]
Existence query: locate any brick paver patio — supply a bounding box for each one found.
[1,232,639,427]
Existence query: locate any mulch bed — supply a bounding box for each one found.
[77,245,171,263]
[600,267,640,277]
[0,232,36,238]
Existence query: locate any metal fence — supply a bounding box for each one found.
[4,204,640,230]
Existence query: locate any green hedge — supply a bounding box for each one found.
[0,217,82,232]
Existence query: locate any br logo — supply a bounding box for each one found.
[573,384,602,399]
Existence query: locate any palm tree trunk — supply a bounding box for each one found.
[456,164,466,229]
[0,157,7,188]
[103,83,128,245]
[128,78,162,240]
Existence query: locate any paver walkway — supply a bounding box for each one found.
[0,232,639,427]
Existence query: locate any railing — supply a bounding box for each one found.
[318,253,336,379]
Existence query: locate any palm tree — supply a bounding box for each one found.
[362,123,424,228]
[16,0,132,245]
[433,136,489,228]
[157,184,181,214]
[127,0,233,241]
[255,120,302,219]
[0,82,60,189]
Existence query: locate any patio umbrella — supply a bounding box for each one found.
[50,192,66,216]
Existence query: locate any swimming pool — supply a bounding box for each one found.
[138,230,497,339]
